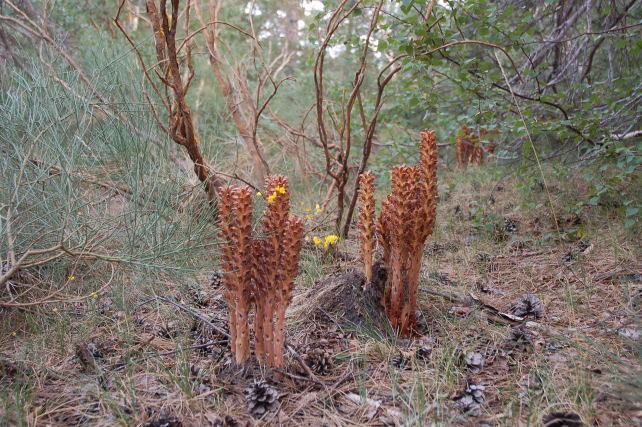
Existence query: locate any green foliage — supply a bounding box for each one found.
[0,57,222,305]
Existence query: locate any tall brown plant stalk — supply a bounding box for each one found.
[253,175,304,377]
[373,130,438,337]
[357,171,376,282]
[218,186,254,363]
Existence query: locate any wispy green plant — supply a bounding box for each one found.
[0,57,222,308]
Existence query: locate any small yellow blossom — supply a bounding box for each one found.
[53,308,58,313]
[324,243,328,249]
[313,236,322,246]
[306,215,313,220]
[324,235,339,247]
[300,201,305,206]
[77,211,82,216]
[257,192,262,197]
[11,332,16,337]
[316,204,321,214]
[276,185,286,194]
[304,236,310,242]
[93,294,98,298]
[306,208,311,212]
[268,192,278,204]
[90,202,94,206]
[70,276,75,281]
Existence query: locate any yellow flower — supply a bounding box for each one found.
[70,276,75,281]
[313,237,322,246]
[304,236,310,242]
[53,308,58,313]
[300,201,305,206]
[306,208,311,212]
[306,215,313,220]
[316,204,321,214]
[324,243,328,249]
[11,332,16,337]
[93,294,98,298]
[257,192,262,197]
[90,202,94,206]
[77,211,82,216]
[268,192,277,204]
[278,186,286,194]
[324,235,339,246]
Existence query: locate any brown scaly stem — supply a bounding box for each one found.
[231,187,254,363]
[218,186,254,364]
[252,239,266,361]
[217,188,238,353]
[273,216,304,379]
[255,175,291,367]
[357,171,376,282]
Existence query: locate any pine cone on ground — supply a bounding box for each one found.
[212,415,243,426]
[245,380,279,417]
[416,341,432,360]
[465,351,484,374]
[503,217,518,232]
[392,353,409,369]
[508,294,545,318]
[303,347,333,375]
[455,381,485,413]
[542,412,584,427]
[208,270,224,289]
[507,325,532,344]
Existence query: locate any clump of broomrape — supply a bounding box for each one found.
[358,129,439,337]
[218,175,304,374]
[456,125,497,169]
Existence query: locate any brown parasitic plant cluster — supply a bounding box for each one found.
[357,171,376,283]
[359,130,439,337]
[456,125,498,169]
[218,175,304,372]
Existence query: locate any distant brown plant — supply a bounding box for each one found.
[456,125,498,169]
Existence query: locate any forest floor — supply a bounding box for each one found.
[1,167,641,426]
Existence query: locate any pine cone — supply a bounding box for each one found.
[455,381,485,413]
[507,325,532,344]
[303,347,333,375]
[508,294,545,318]
[465,351,484,374]
[503,217,518,232]
[211,415,242,426]
[391,353,408,369]
[142,411,181,427]
[208,270,224,289]
[416,341,432,360]
[542,412,584,427]
[245,380,279,417]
